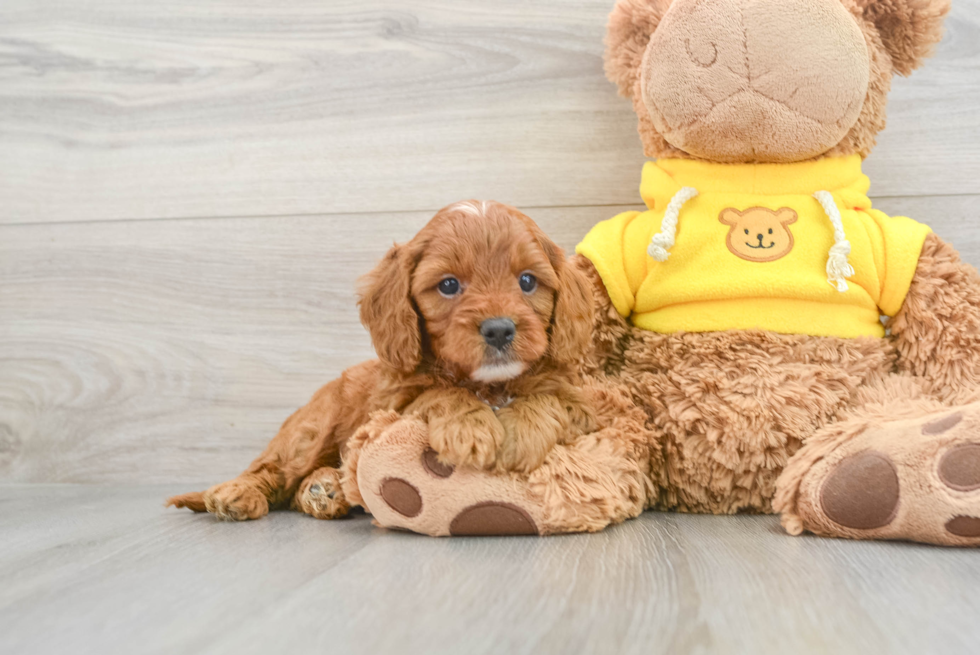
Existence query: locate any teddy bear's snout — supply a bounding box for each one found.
[642,0,871,162]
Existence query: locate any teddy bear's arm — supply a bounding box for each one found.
[888,232,980,402]
[570,254,632,375]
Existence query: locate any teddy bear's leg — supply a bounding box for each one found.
[343,386,654,537]
[292,467,351,520]
[774,377,980,546]
[774,234,980,546]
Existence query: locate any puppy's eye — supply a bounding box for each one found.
[438,277,461,297]
[519,273,537,293]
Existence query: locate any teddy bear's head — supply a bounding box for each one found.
[605,0,951,163]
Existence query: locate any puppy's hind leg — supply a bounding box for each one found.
[166,360,380,521]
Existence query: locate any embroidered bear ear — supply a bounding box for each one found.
[718,208,743,226]
[604,0,675,98]
[856,0,951,76]
[776,208,799,226]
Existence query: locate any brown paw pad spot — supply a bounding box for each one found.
[380,478,422,518]
[421,448,454,479]
[820,451,900,530]
[449,502,538,536]
[938,443,980,492]
[922,412,963,435]
[945,516,980,538]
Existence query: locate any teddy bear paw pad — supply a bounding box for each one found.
[379,478,423,518]
[937,442,980,491]
[421,448,454,478]
[819,451,899,530]
[449,502,538,536]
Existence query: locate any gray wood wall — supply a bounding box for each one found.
[2,0,978,485]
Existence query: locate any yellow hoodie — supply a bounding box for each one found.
[575,156,931,338]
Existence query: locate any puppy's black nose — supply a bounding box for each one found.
[480,317,516,350]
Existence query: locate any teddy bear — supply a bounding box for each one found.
[312,0,980,545]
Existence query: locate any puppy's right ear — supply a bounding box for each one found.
[357,244,422,374]
[605,0,674,97]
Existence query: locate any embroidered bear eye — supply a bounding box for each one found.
[768,228,773,235]
[744,229,749,235]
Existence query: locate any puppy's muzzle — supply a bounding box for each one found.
[480,317,516,351]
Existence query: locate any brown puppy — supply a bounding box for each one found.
[167,200,595,520]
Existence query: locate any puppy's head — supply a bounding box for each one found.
[358,201,593,382]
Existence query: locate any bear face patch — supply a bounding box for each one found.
[719,207,798,262]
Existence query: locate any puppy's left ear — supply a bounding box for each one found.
[547,250,595,366]
[858,0,951,75]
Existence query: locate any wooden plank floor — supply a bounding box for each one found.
[1,485,979,655]
[2,0,980,652]
[1,0,979,225]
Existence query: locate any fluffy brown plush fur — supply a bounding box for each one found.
[167,200,595,519]
[582,232,980,516]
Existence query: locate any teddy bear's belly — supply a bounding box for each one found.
[619,328,897,514]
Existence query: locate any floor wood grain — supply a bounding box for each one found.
[0,0,978,224]
[1,485,978,655]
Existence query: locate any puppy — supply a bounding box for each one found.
[167,200,596,521]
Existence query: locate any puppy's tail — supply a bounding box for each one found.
[165,491,207,513]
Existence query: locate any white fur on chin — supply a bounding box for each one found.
[470,362,525,383]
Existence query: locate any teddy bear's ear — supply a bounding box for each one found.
[857,0,951,76]
[604,0,675,98]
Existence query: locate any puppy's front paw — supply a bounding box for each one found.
[429,408,504,470]
[203,479,269,521]
[293,467,350,520]
[495,405,563,474]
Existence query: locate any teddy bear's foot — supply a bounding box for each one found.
[345,406,650,537]
[292,466,351,520]
[351,416,544,536]
[780,403,980,546]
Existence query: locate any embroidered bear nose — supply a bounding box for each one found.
[480,318,516,350]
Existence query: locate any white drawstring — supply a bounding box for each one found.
[813,191,854,293]
[648,187,699,261]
